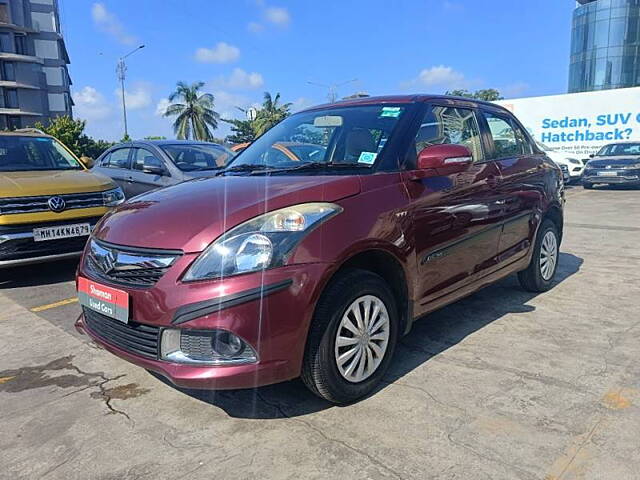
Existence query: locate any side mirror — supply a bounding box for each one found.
[589,154,595,158]
[79,156,94,168]
[142,157,165,175]
[412,144,473,178]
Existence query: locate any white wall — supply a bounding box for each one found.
[495,86,640,156]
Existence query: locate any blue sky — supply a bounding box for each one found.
[61,0,576,141]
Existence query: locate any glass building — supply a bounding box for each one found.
[569,0,640,92]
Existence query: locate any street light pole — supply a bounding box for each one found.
[116,44,145,139]
[307,78,358,103]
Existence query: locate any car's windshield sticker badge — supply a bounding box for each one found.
[357,152,377,165]
[379,107,402,118]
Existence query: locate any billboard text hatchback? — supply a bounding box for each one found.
[76,95,565,404]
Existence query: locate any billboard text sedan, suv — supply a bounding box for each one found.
[76,95,564,404]
[93,140,235,198]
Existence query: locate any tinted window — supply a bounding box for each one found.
[160,144,235,171]
[596,142,640,156]
[0,136,82,171]
[132,148,164,171]
[102,148,131,169]
[412,106,483,163]
[484,112,530,158]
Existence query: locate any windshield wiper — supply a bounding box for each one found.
[216,164,273,176]
[248,162,372,174]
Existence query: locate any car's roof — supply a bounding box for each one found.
[300,94,509,113]
[0,128,53,138]
[128,140,225,147]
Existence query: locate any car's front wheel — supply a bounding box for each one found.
[583,182,594,189]
[302,269,398,404]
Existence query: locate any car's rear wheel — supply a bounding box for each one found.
[583,182,594,189]
[302,269,398,404]
[518,219,560,292]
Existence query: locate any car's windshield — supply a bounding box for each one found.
[596,143,640,156]
[226,104,407,173]
[160,143,236,171]
[0,136,82,172]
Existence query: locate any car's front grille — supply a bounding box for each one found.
[0,217,101,261]
[83,307,160,359]
[0,191,105,215]
[84,239,180,288]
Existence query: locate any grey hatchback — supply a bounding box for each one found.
[92,140,236,198]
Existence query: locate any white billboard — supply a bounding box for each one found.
[495,86,640,157]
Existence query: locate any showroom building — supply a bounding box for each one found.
[569,0,640,92]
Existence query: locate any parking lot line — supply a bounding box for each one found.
[30,297,78,312]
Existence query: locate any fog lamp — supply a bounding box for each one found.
[160,329,257,365]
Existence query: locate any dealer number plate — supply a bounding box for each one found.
[77,277,129,323]
[598,171,618,177]
[33,223,91,242]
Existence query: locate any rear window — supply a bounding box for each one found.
[0,136,82,172]
[160,144,235,171]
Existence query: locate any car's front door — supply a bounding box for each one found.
[126,148,175,197]
[479,109,547,267]
[404,104,504,315]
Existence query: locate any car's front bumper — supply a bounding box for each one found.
[0,216,103,268]
[75,261,332,390]
[583,168,640,185]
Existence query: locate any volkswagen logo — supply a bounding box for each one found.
[48,196,66,212]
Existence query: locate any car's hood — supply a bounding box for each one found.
[0,170,115,197]
[588,156,640,167]
[93,175,361,252]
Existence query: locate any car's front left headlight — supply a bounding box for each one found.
[102,187,125,207]
[182,202,342,282]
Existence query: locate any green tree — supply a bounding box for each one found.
[163,81,220,141]
[223,114,256,144]
[35,116,113,159]
[446,88,503,101]
[252,92,292,136]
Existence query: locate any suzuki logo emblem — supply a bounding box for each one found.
[99,249,117,274]
[47,196,66,212]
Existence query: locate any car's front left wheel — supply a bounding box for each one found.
[302,269,399,404]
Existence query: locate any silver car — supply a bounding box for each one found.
[92,140,236,198]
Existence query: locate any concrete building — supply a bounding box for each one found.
[0,0,72,129]
[569,0,640,93]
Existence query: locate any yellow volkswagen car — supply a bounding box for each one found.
[0,129,124,268]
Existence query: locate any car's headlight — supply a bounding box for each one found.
[567,158,582,165]
[183,202,342,282]
[102,187,125,206]
[624,163,640,169]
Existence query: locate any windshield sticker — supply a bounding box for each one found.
[379,107,402,118]
[358,151,377,165]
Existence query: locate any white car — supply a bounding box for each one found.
[536,142,584,182]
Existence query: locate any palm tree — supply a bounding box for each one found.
[163,81,220,140]
[253,92,292,136]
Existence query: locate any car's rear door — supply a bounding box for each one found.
[478,107,547,267]
[126,147,175,197]
[404,103,504,313]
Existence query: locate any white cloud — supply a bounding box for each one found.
[265,6,290,26]
[73,86,113,121]
[91,3,137,46]
[213,68,264,90]
[211,90,253,120]
[195,42,240,64]
[114,82,152,110]
[247,21,264,33]
[155,98,170,116]
[403,65,468,91]
[291,97,314,112]
[501,82,530,98]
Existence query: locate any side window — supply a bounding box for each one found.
[413,106,483,164]
[102,148,131,169]
[484,112,531,158]
[132,148,163,171]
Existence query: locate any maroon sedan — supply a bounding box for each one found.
[75,95,564,404]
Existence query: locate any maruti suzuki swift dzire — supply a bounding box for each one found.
[76,95,564,404]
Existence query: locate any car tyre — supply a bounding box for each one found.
[301,268,398,404]
[518,219,560,293]
[583,182,594,189]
